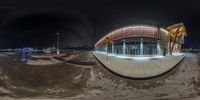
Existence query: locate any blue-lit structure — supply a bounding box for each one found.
[16,48,34,61]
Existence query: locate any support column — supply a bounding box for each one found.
[105,45,108,52]
[112,42,114,54]
[140,38,143,55]
[169,34,172,55]
[123,40,126,55]
[157,40,160,55]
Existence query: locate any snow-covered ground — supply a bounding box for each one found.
[78,53,200,100]
[0,52,200,100]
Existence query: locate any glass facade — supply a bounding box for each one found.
[126,38,141,55]
[96,38,160,56]
[114,41,123,54]
[143,39,158,55]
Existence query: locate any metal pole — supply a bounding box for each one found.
[169,33,172,55]
[56,32,60,55]
[107,44,108,62]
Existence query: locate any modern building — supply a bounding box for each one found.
[95,23,187,56]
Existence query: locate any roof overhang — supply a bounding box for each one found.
[167,23,187,36]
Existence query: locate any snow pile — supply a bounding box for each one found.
[3,52,16,56]
[26,58,61,65]
[63,54,79,61]
[0,53,6,57]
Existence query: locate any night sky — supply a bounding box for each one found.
[0,0,199,49]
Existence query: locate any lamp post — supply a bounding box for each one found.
[56,32,60,55]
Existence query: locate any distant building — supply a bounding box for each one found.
[95,23,187,56]
[43,46,56,54]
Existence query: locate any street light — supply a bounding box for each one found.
[56,32,60,55]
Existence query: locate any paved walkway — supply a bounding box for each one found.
[93,52,186,79]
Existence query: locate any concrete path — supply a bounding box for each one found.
[93,52,186,79]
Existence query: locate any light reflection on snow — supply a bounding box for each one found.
[94,51,165,60]
[172,53,184,56]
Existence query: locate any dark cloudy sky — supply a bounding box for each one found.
[0,0,199,48]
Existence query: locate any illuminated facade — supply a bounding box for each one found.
[95,23,186,56]
[167,23,187,54]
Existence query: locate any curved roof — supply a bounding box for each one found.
[95,25,159,47]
